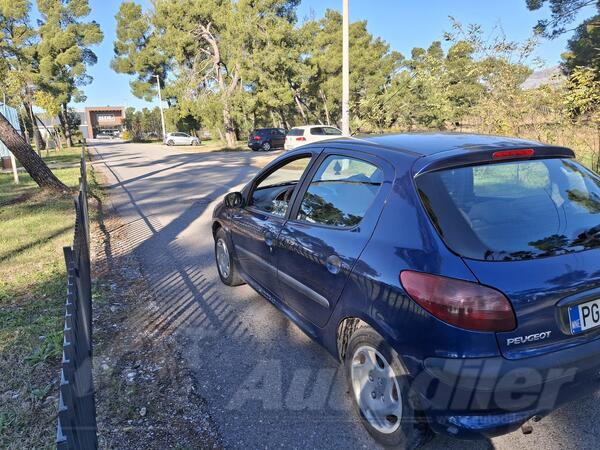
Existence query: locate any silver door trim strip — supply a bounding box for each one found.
[236,245,278,276]
[278,270,330,309]
[236,245,330,309]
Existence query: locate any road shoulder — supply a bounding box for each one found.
[89,156,222,449]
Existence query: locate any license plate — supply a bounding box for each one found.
[569,298,600,334]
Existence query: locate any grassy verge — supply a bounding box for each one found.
[8,147,84,169]
[0,159,94,449]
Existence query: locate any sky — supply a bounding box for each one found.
[71,0,597,111]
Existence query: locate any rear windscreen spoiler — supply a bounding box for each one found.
[412,145,575,177]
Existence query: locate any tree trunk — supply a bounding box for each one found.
[0,111,68,191]
[18,110,30,144]
[34,113,61,151]
[222,105,236,148]
[278,108,290,130]
[26,102,44,153]
[60,103,74,147]
[294,94,308,125]
[320,90,331,125]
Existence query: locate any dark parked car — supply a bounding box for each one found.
[212,133,600,447]
[248,128,286,151]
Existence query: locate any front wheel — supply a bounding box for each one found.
[345,325,431,449]
[191,139,200,146]
[166,140,174,146]
[214,228,244,286]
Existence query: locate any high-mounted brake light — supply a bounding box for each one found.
[492,148,535,160]
[400,271,516,332]
[296,137,306,141]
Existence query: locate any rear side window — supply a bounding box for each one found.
[288,128,304,136]
[297,155,383,227]
[310,127,324,135]
[416,159,600,261]
[323,127,342,135]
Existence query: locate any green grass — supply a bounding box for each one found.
[9,147,83,170]
[0,164,92,449]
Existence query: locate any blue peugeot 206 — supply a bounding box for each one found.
[212,133,600,448]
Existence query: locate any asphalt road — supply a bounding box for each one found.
[92,141,600,450]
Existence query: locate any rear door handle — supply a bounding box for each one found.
[326,255,342,274]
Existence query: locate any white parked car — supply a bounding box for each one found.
[164,132,200,146]
[284,125,343,150]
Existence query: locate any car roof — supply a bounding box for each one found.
[291,125,341,130]
[325,132,555,156]
[293,132,574,174]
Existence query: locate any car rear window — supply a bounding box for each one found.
[288,128,304,136]
[415,159,600,261]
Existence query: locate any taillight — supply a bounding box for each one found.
[296,137,306,141]
[492,148,534,160]
[399,271,516,332]
[254,135,261,141]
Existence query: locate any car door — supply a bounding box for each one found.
[274,149,393,327]
[273,129,286,148]
[307,127,324,145]
[179,133,191,145]
[228,152,318,294]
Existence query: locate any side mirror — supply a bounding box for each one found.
[224,191,244,209]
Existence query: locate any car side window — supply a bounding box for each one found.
[297,155,383,227]
[250,156,312,217]
[323,127,342,136]
[310,127,324,136]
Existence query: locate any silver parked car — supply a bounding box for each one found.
[164,132,200,146]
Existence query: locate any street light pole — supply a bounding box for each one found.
[341,0,350,136]
[155,74,167,138]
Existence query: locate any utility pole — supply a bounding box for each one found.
[155,75,167,138]
[341,0,350,136]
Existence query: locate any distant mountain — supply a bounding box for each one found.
[522,66,564,89]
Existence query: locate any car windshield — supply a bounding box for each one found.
[415,158,600,261]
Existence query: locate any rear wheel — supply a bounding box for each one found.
[215,228,244,286]
[345,325,431,449]
[261,141,271,151]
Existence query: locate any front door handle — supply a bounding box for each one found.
[326,254,342,275]
[264,231,275,248]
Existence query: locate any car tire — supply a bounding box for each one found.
[214,228,245,286]
[167,140,174,146]
[191,139,200,146]
[345,324,432,449]
[261,141,271,151]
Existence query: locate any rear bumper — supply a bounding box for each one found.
[247,142,262,150]
[413,337,600,438]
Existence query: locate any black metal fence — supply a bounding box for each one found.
[56,147,98,449]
